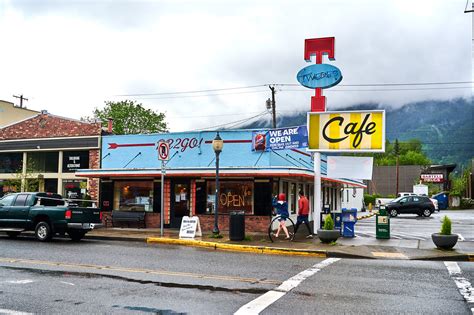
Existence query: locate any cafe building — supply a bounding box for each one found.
[76,129,365,233]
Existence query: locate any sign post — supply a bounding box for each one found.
[158,141,170,236]
[298,37,339,235]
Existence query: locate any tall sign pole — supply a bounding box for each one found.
[299,37,338,234]
[158,141,170,237]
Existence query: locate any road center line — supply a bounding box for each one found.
[234,258,340,315]
[444,261,474,314]
[0,257,279,285]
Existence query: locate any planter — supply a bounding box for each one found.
[431,233,458,250]
[317,229,340,243]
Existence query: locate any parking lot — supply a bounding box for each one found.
[355,209,474,241]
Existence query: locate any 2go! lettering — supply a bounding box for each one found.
[157,137,203,152]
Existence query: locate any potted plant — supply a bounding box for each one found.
[431,215,458,250]
[317,215,340,244]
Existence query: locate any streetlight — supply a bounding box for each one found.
[212,131,224,235]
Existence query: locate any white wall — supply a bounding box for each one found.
[341,187,365,211]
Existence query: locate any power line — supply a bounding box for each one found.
[124,89,269,100]
[115,84,267,97]
[187,110,269,132]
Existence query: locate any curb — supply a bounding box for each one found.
[146,237,327,257]
[357,212,377,220]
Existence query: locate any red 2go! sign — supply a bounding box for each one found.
[157,137,204,152]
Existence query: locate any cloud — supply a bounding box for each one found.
[0,0,471,132]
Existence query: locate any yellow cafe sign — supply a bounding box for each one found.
[307,110,385,152]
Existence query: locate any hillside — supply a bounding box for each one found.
[242,98,474,167]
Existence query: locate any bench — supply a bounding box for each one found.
[111,211,146,228]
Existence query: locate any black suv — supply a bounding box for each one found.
[386,196,435,217]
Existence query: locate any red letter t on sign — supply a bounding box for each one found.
[304,37,335,112]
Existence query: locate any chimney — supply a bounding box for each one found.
[107,118,114,133]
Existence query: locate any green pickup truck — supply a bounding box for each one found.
[0,192,102,242]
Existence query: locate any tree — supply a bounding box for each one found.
[84,100,168,135]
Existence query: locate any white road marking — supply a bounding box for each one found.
[234,258,340,315]
[0,309,33,315]
[458,234,465,241]
[5,280,34,284]
[60,281,75,286]
[444,262,474,314]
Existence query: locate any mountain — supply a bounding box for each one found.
[242,98,474,167]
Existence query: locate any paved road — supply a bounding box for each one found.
[0,237,473,314]
[355,210,474,241]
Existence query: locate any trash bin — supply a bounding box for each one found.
[341,208,357,238]
[229,211,245,241]
[376,205,390,239]
[432,192,448,210]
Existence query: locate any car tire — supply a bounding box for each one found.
[422,209,432,217]
[6,231,20,238]
[389,209,398,217]
[35,221,52,242]
[68,230,86,242]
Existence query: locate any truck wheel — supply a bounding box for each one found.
[35,221,52,242]
[7,232,20,238]
[68,230,86,242]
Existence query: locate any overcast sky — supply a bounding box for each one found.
[0,0,472,132]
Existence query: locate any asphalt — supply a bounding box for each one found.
[85,226,474,262]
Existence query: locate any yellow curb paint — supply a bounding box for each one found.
[147,237,327,258]
[371,252,407,259]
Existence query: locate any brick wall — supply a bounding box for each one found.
[198,215,270,234]
[88,149,100,200]
[145,213,161,227]
[164,180,171,225]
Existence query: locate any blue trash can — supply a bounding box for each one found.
[333,212,342,231]
[432,192,448,210]
[341,208,357,238]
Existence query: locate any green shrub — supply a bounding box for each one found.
[440,216,452,235]
[460,198,474,209]
[323,215,335,230]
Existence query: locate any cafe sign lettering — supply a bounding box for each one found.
[307,110,385,152]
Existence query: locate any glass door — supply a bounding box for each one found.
[170,180,190,228]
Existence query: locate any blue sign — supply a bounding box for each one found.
[252,126,308,152]
[296,64,342,89]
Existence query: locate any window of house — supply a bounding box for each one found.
[114,181,153,212]
[62,151,90,173]
[206,180,254,215]
[0,153,23,173]
[27,152,58,172]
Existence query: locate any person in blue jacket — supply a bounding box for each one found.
[272,193,292,239]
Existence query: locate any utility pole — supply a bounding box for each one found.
[268,85,276,128]
[13,94,28,108]
[394,139,400,196]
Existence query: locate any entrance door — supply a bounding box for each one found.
[170,181,190,228]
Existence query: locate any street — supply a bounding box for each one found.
[1,236,473,314]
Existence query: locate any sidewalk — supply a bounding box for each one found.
[86,228,474,262]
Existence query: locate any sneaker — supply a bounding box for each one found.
[306,234,313,239]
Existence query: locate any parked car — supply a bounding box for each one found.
[386,195,435,217]
[0,192,101,241]
[397,192,439,212]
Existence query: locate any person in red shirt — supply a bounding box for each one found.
[294,190,313,238]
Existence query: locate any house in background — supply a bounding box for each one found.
[0,110,102,200]
[0,100,39,128]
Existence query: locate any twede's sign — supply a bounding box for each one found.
[307,110,385,152]
[252,126,308,151]
[296,64,342,89]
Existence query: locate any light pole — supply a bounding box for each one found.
[212,132,224,235]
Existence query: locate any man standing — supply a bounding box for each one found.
[294,190,313,238]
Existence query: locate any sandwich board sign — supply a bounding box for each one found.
[179,216,202,239]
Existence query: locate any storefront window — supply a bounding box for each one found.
[63,179,88,200]
[62,151,90,173]
[0,153,23,173]
[27,152,58,172]
[114,181,153,212]
[206,180,254,215]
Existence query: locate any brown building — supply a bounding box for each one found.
[0,111,102,200]
[0,100,39,128]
